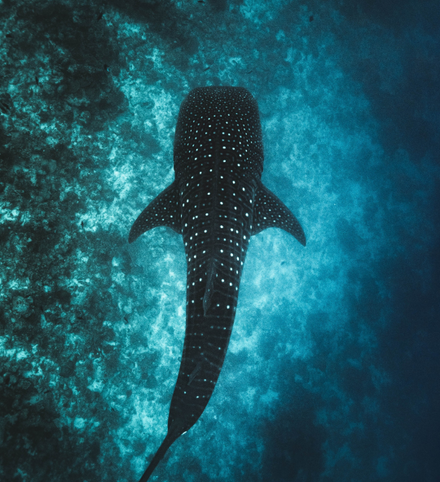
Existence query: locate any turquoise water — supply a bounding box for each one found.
[0,1,439,481]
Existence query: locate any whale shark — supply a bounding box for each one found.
[129,86,306,481]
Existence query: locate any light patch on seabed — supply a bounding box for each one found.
[243,234,306,302]
[228,315,259,355]
[6,277,32,292]
[118,396,167,462]
[0,340,31,362]
[0,206,21,222]
[240,0,290,24]
[260,388,279,406]
[107,161,136,201]
[73,417,86,430]
[119,56,179,135]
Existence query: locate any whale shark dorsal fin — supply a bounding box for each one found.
[188,361,202,386]
[202,256,218,316]
[128,180,181,244]
[251,180,306,246]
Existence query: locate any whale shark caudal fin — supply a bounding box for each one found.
[128,180,181,244]
[138,430,180,482]
[252,179,306,246]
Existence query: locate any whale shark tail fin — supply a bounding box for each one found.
[138,430,179,482]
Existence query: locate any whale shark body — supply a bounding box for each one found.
[129,86,306,481]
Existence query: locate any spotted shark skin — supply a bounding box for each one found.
[128,86,306,481]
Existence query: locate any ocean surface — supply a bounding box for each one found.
[1,1,439,481]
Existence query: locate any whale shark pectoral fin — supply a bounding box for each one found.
[129,180,181,244]
[251,180,306,246]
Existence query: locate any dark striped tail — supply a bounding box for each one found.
[138,432,177,482]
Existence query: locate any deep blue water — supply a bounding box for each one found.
[0,1,439,481]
